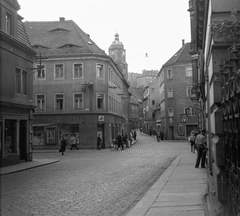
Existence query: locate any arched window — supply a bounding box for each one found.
[184,107,197,116]
[168,107,174,117]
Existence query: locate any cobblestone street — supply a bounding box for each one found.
[1,134,188,216]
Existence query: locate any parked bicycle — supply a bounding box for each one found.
[110,139,118,151]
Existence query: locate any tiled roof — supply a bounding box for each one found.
[17,17,32,48]
[24,20,106,56]
[163,43,191,67]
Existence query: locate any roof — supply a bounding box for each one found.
[162,43,191,67]
[24,20,106,56]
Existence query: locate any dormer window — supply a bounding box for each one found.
[49,28,69,32]
[58,44,80,49]
[6,12,13,36]
[32,45,49,49]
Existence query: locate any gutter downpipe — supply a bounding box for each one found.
[206,67,213,175]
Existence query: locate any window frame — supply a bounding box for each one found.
[186,67,192,77]
[73,93,84,110]
[54,63,64,80]
[167,68,173,79]
[186,86,192,97]
[96,93,105,110]
[36,94,46,111]
[35,64,46,80]
[167,87,173,98]
[6,12,13,36]
[54,93,65,111]
[73,63,83,79]
[168,107,174,117]
[96,63,104,79]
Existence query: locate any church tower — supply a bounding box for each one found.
[109,33,128,79]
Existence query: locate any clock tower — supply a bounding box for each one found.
[109,33,128,79]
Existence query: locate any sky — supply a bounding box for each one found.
[18,0,191,73]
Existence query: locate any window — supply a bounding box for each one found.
[186,86,192,97]
[74,93,83,110]
[73,63,83,79]
[36,64,46,79]
[15,68,21,93]
[55,94,64,110]
[4,119,16,153]
[15,68,27,95]
[6,12,13,35]
[54,64,64,79]
[168,108,174,117]
[186,67,192,77]
[22,71,27,95]
[97,93,105,109]
[151,88,155,93]
[36,94,46,111]
[152,100,155,106]
[96,64,104,79]
[167,69,173,79]
[184,107,197,116]
[167,88,173,98]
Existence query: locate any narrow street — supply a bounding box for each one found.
[1,133,189,216]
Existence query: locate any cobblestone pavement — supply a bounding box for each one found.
[0,134,189,216]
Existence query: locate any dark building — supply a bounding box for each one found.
[0,0,36,166]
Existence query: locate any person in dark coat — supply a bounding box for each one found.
[116,133,124,150]
[60,136,67,155]
[133,130,137,140]
[97,134,102,150]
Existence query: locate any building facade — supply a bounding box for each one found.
[160,42,198,140]
[24,19,129,149]
[188,0,240,215]
[0,0,36,166]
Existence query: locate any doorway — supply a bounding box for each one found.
[169,126,174,140]
[19,120,27,161]
[97,123,104,148]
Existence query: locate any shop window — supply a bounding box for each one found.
[4,120,16,153]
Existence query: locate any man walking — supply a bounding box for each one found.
[70,134,79,150]
[195,129,207,168]
[116,133,124,150]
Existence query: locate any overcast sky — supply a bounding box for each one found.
[18,0,191,73]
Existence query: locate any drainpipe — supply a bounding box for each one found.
[206,72,213,175]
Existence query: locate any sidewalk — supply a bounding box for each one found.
[0,158,59,175]
[125,152,208,216]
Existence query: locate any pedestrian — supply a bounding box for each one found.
[70,134,79,150]
[195,129,207,168]
[60,135,67,155]
[189,131,196,153]
[97,134,102,150]
[133,130,137,140]
[116,133,124,150]
[129,131,133,146]
[160,130,164,140]
[156,132,160,142]
[123,132,128,148]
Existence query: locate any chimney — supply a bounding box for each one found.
[59,17,65,21]
[182,39,185,47]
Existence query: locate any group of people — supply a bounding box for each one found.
[60,134,79,155]
[189,129,207,168]
[97,130,137,150]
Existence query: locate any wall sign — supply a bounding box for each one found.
[98,116,104,121]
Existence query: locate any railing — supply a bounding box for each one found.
[221,43,240,216]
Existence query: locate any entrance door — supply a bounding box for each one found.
[19,120,27,161]
[97,124,104,148]
[169,126,174,140]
